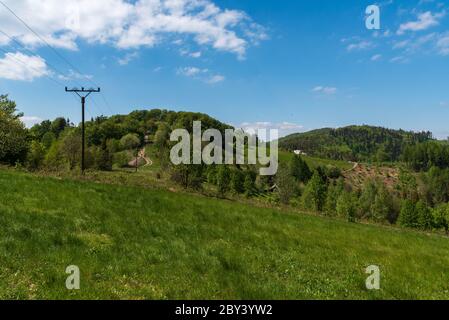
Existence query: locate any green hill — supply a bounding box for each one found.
[1,168,448,299]
[279,125,433,162]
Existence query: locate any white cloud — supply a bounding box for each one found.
[190,51,202,58]
[206,74,225,84]
[0,0,266,59]
[371,54,382,61]
[0,52,49,81]
[346,40,374,52]
[436,32,449,55]
[57,69,93,81]
[390,56,409,63]
[391,31,449,57]
[177,66,205,77]
[21,116,43,127]
[180,49,202,58]
[239,121,304,138]
[177,66,224,84]
[313,86,337,95]
[397,11,444,35]
[118,52,139,65]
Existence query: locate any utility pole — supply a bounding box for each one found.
[65,87,101,174]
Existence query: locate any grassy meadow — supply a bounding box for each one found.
[0,168,448,299]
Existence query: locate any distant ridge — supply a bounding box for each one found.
[278,125,433,162]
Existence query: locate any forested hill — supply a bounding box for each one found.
[279,125,434,162]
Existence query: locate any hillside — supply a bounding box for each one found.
[279,125,433,162]
[1,169,448,299]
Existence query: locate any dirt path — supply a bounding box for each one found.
[140,148,153,167]
[344,161,359,173]
[128,148,153,167]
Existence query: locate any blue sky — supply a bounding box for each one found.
[0,0,448,138]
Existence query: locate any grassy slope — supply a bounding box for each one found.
[278,150,352,171]
[0,169,448,300]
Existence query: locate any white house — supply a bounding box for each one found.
[294,150,307,156]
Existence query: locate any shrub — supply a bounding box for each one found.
[26,141,45,170]
[301,171,327,212]
[336,192,357,222]
[0,95,28,164]
[120,133,141,150]
[398,200,418,228]
[433,204,449,234]
[217,165,231,196]
[113,151,131,168]
[231,169,245,194]
[416,200,433,230]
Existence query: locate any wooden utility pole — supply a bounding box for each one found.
[65,87,101,174]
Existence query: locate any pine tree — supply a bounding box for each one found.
[301,171,327,212]
[243,170,257,197]
[371,185,393,223]
[336,191,357,222]
[276,163,298,205]
[217,165,231,196]
[433,204,449,234]
[398,200,418,228]
[416,200,433,230]
[290,155,312,183]
[324,178,346,216]
[231,169,245,194]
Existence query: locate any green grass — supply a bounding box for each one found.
[278,150,352,171]
[0,169,448,300]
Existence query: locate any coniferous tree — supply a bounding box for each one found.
[433,204,449,234]
[336,191,357,222]
[276,163,298,204]
[301,171,327,212]
[416,200,433,230]
[217,165,231,196]
[289,155,312,183]
[231,169,245,194]
[398,200,419,228]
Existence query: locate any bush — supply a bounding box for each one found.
[398,200,419,228]
[170,164,204,190]
[217,165,231,196]
[433,204,449,234]
[113,151,131,168]
[289,155,312,183]
[59,130,82,170]
[120,133,141,150]
[324,179,345,216]
[0,95,28,164]
[231,169,245,194]
[44,140,65,171]
[416,200,433,230]
[275,163,298,204]
[336,192,357,222]
[26,141,45,170]
[301,171,327,212]
[244,170,257,196]
[326,166,342,179]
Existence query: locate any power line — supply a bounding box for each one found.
[0,44,93,120]
[0,28,79,86]
[0,0,114,116]
[65,87,101,174]
[0,45,65,88]
[0,27,103,117]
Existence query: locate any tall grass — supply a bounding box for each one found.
[0,169,448,299]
